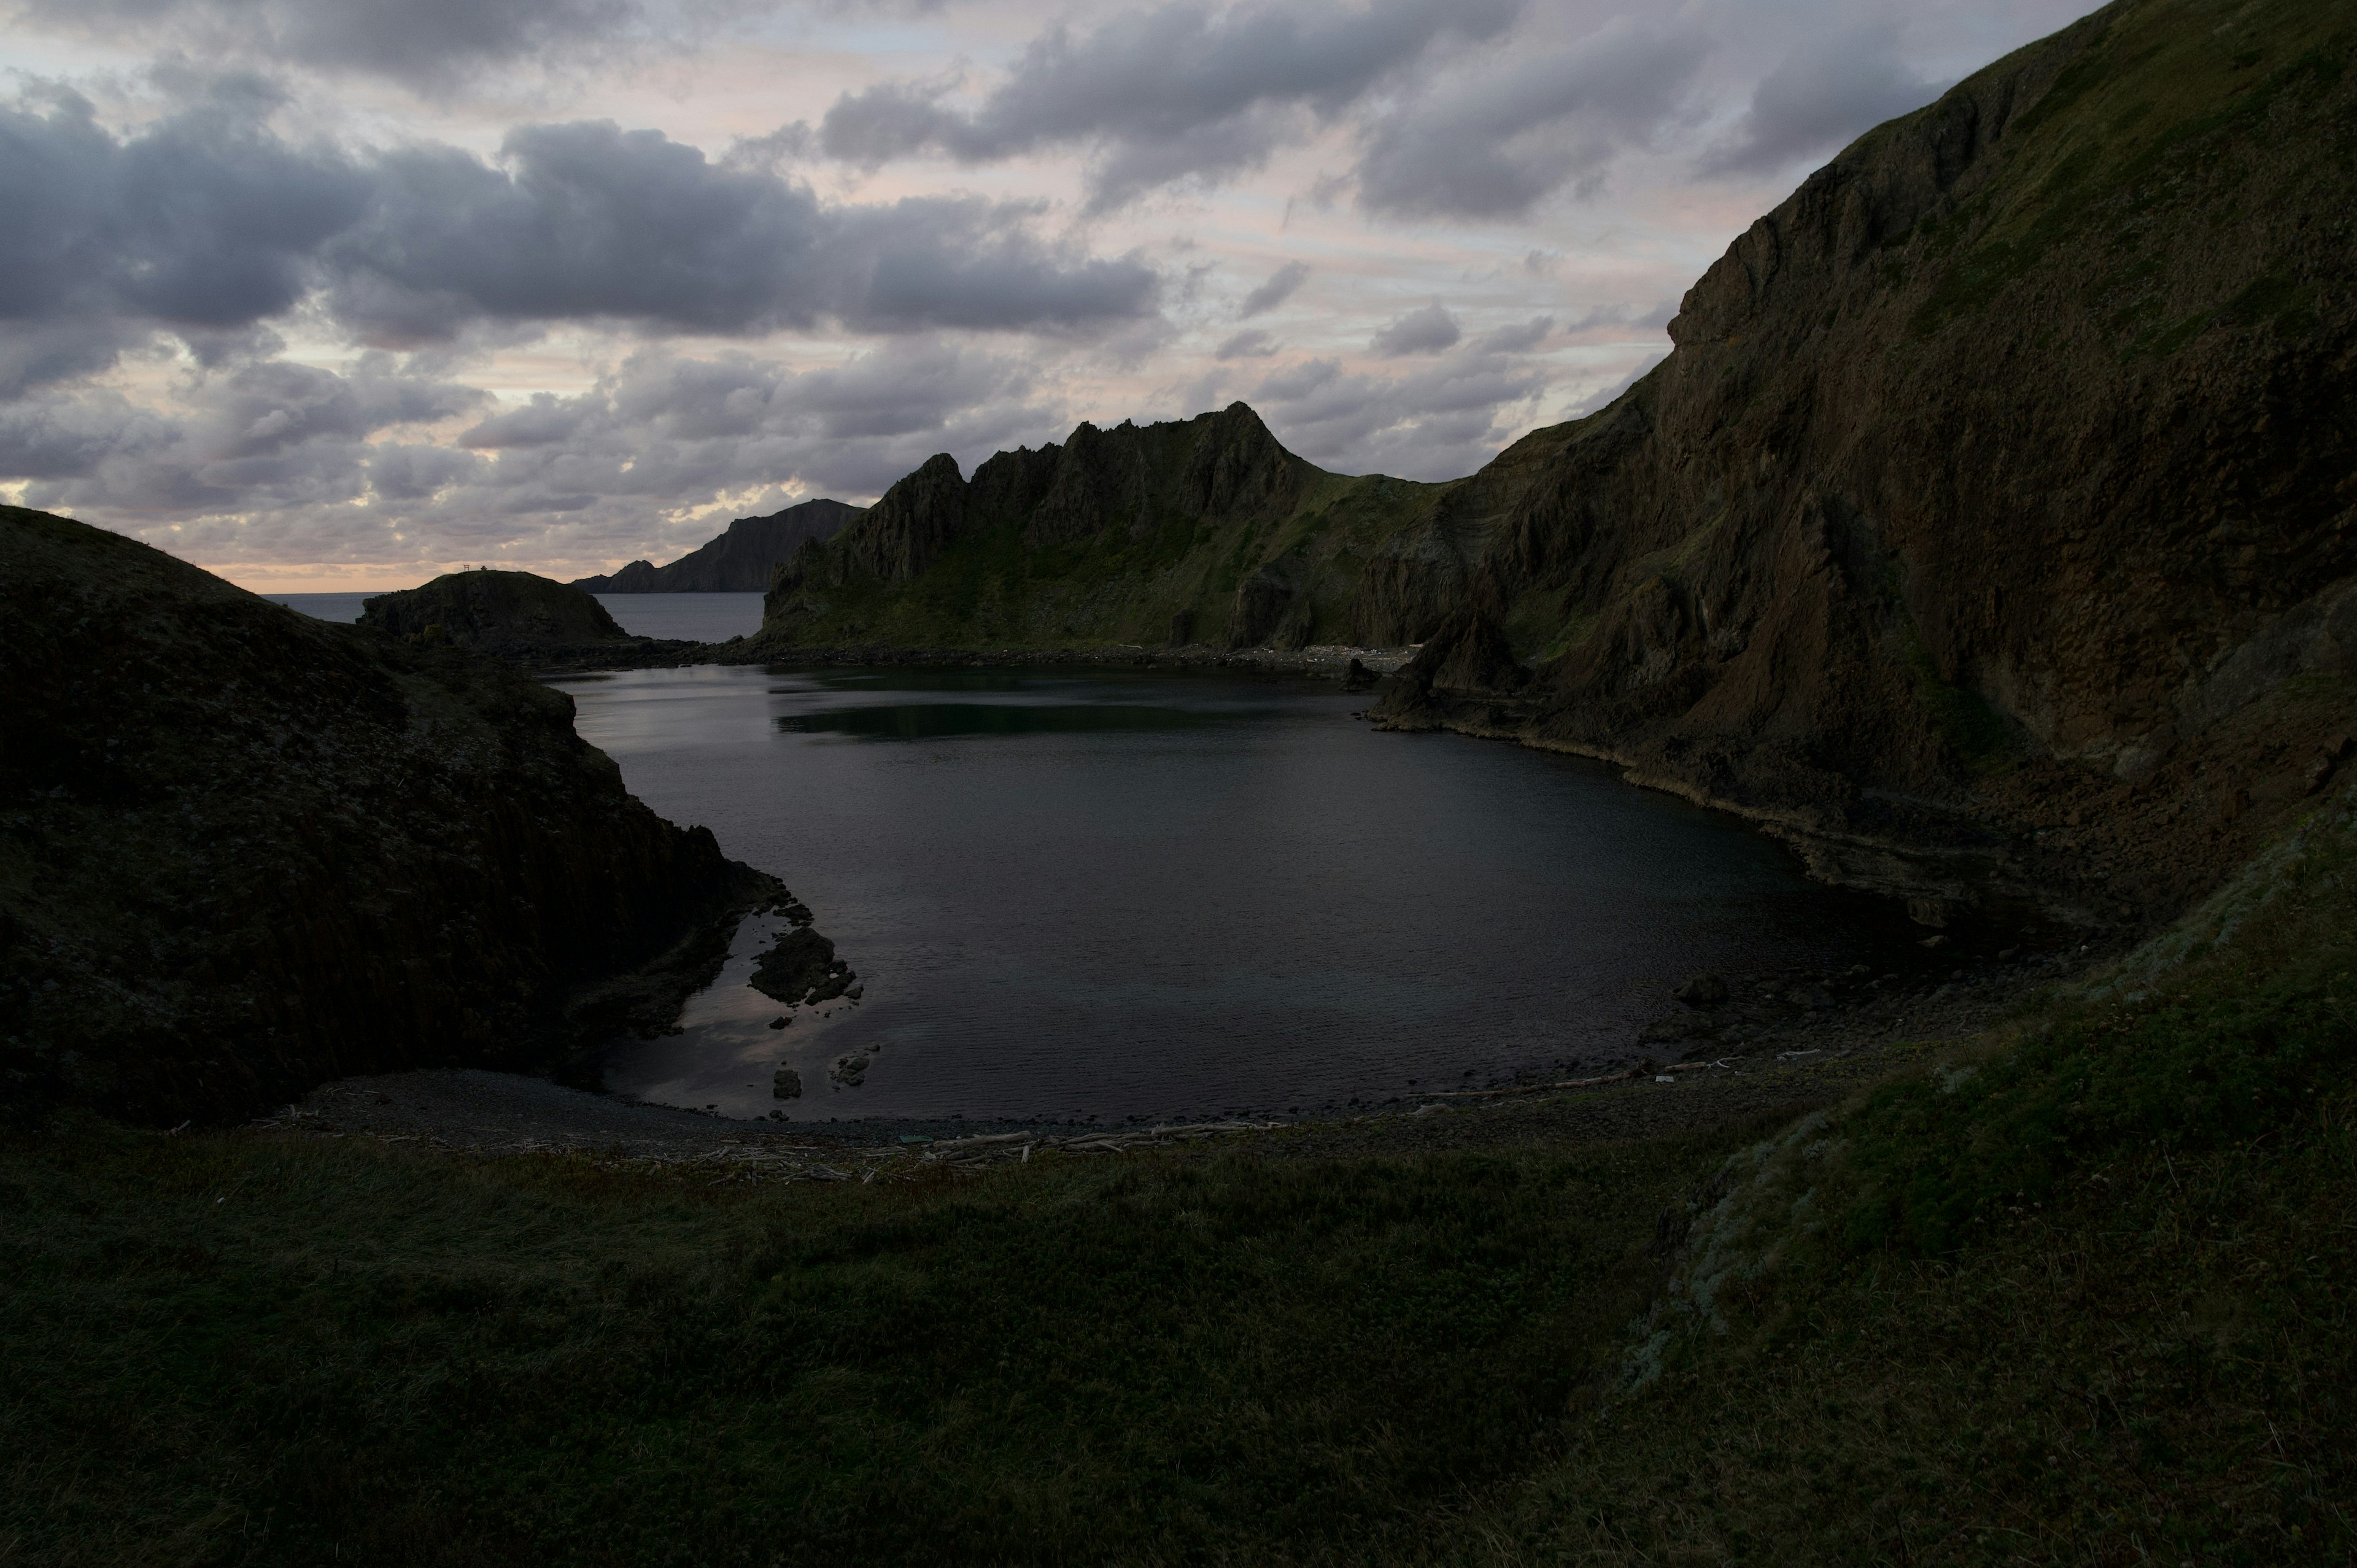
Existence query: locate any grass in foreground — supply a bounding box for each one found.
[1,1113,1738,1565]
[8,798,2357,1564]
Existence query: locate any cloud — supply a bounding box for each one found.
[4,338,1067,568]
[1250,338,1548,479]
[0,91,1163,390]
[327,122,1163,342]
[1369,301,1458,356]
[1214,328,1277,360]
[0,85,370,392]
[1352,18,1709,218]
[818,0,1520,210]
[1472,314,1552,353]
[1702,23,1948,176]
[1237,260,1309,317]
[12,0,646,90]
[1552,299,1674,340]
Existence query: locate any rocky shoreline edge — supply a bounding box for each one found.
[533,637,1424,679]
[263,922,2126,1180]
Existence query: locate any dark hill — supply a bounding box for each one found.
[576,498,862,593]
[359,569,635,658]
[756,403,1446,651]
[1368,0,2357,923]
[0,508,785,1122]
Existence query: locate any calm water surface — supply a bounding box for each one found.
[565,666,1914,1124]
[272,589,764,641]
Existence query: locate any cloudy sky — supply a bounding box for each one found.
[1,0,2096,589]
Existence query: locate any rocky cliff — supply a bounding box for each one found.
[0,508,790,1123]
[758,403,1446,651]
[1367,0,2357,926]
[575,498,862,593]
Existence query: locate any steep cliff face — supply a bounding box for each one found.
[1374,0,2357,921]
[360,570,638,659]
[761,403,1439,651]
[0,509,785,1122]
[575,498,861,593]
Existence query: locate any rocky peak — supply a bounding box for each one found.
[1177,402,1307,524]
[837,452,970,584]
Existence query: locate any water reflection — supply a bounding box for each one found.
[571,664,1917,1124]
[780,702,1218,740]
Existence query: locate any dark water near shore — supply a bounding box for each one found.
[564,666,1919,1124]
[272,589,764,642]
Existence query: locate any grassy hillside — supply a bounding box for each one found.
[9,784,2353,1562]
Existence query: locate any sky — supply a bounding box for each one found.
[0,0,2099,589]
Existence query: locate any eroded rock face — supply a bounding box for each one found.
[1372,0,2357,917]
[359,570,635,659]
[839,454,972,585]
[0,508,781,1123]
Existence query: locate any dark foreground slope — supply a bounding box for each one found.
[0,508,780,1122]
[7,783,2349,1563]
[576,497,862,593]
[757,403,1447,652]
[1376,0,2357,922]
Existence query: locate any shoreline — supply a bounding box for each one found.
[267,925,2124,1173]
[532,636,1424,678]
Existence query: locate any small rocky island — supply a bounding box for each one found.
[358,568,668,665]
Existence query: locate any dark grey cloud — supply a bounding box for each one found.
[819,0,1520,210]
[0,86,369,393]
[327,122,1161,342]
[1369,301,1458,356]
[1473,314,1551,353]
[6,338,1066,567]
[1352,19,1709,217]
[1214,328,1277,360]
[13,0,643,90]
[0,92,1162,390]
[1703,24,1948,175]
[1237,260,1309,317]
[0,353,485,523]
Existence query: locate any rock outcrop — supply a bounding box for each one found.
[574,498,862,593]
[0,508,791,1123]
[359,570,638,660]
[1370,0,2357,922]
[759,403,1434,651]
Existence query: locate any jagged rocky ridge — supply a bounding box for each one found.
[0,508,794,1122]
[757,403,1448,651]
[576,498,862,593]
[1370,0,2357,923]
